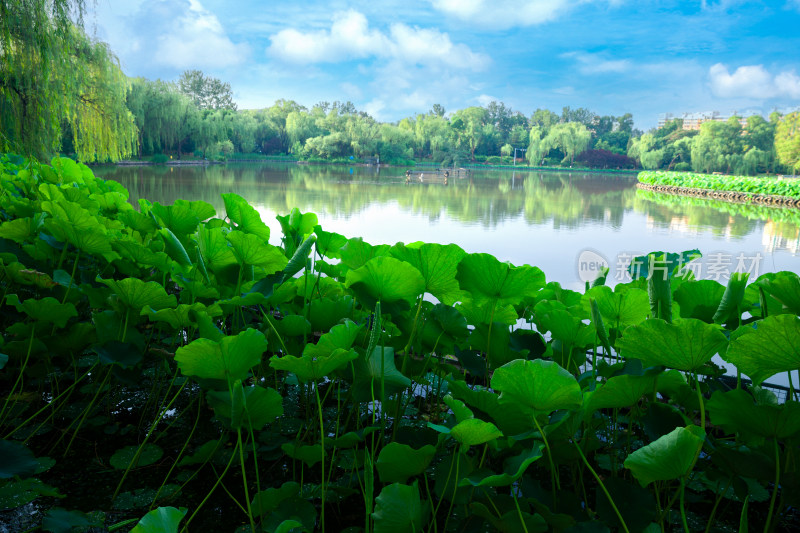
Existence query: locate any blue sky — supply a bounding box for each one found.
[89,0,800,129]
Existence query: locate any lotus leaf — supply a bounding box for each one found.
[130,506,187,533]
[270,348,359,383]
[98,277,177,312]
[616,318,727,372]
[446,379,533,436]
[708,389,800,439]
[222,192,270,241]
[0,478,63,511]
[491,359,582,414]
[307,296,355,332]
[5,294,77,328]
[109,443,163,470]
[376,442,437,483]
[457,253,545,307]
[42,508,96,532]
[313,225,347,258]
[113,240,172,272]
[0,216,43,243]
[250,482,301,516]
[674,280,725,322]
[177,440,221,467]
[277,207,318,238]
[227,230,287,272]
[151,199,214,235]
[0,440,39,479]
[345,256,425,308]
[207,384,283,430]
[339,237,390,270]
[390,242,466,305]
[158,228,192,267]
[713,272,750,324]
[624,426,705,486]
[93,341,143,368]
[175,328,267,383]
[583,285,650,329]
[195,225,237,272]
[303,320,364,359]
[371,482,426,533]
[350,346,411,402]
[724,314,800,384]
[457,299,518,326]
[281,443,325,467]
[461,444,544,487]
[142,303,222,329]
[470,502,548,533]
[757,271,800,314]
[443,395,474,423]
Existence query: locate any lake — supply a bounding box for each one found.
[94,162,800,292]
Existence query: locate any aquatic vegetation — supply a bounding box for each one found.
[639,170,800,199]
[1,153,799,532]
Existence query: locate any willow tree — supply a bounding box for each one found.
[0,0,136,161]
[775,112,800,172]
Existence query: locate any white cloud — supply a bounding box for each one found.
[476,94,497,106]
[429,0,618,28]
[563,52,631,74]
[709,63,800,99]
[267,10,489,70]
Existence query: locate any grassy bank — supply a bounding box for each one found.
[638,170,800,199]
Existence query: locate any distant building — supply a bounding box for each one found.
[657,111,751,131]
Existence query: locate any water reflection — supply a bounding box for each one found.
[93,162,799,287]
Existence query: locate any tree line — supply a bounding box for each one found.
[2,1,798,174]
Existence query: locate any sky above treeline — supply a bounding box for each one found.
[89,0,800,129]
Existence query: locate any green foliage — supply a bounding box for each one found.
[0,154,797,532]
[638,170,800,198]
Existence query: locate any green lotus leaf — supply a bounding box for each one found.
[313,225,348,259]
[270,348,359,383]
[447,379,534,436]
[708,389,800,439]
[350,345,411,402]
[281,443,325,467]
[534,305,596,347]
[175,328,267,383]
[468,324,524,369]
[583,285,651,329]
[109,443,163,470]
[673,280,725,322]
[177,440,221,467]
[1,262,57,289]
[158,228,192,267]
[307,296,355,332]
[450,418,503,447]
[583,372,687,413]
[151,199,214,235]
[130,506,187,533]
[222,192,270,241]
[340,237,390,270]
[4,295,77,328]
[113,240,172,272]
[91,191,130,213]
[98,277,177,312]
[142,303,222,329]
[303,319,364,359]
[376,442,437,484]
[277,207,318,238]
[456,253,545,307]
[713,272,750,324]
[0,354,7,369]
[116,210,158,236]
[195,225,237,272]
[456,299,518,326]
[443,395,474,423]
[723,314,800,384]
[624,426,704,487]
[372,482,426,533]
[616,318,728,372]
[491,359,582,414]
[44,218,114,258]
[390,242,466,305]
[250,482,301,516]
[461,445,544,487]
[0,440,39,479]
[93,341,143,369]
[207,385,284,430]
[627,250,701,280]
[273,314,312,338]
[0,216,43,243]
[0,478,63,511]
[42,508,96,532]
[227,230,288,273]
[757,271,800,315]
[345,256,425,308]
[41,198,98,232]
[329,427,379,448]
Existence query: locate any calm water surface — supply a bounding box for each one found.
[94,162,800,291]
